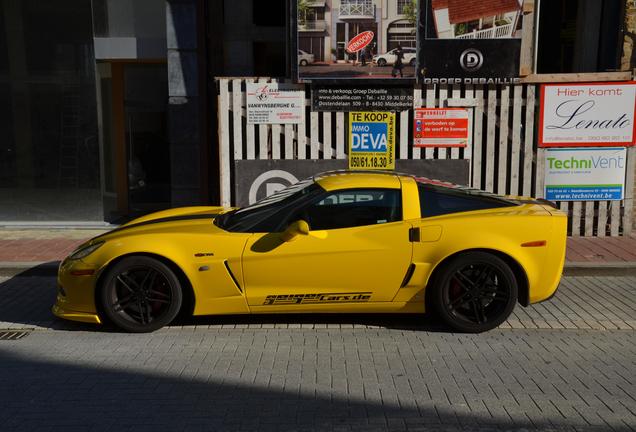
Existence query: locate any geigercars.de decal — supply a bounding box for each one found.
[263,292,372,305]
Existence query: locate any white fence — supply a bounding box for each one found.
[217,78,634,237]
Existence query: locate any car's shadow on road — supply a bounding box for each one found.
[0,266,450,333]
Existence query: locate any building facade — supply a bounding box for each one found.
[0,0,634,236]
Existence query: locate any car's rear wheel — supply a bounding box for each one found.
[377,58,387,66]
[299,59,308,66]
[430,252,518,333]
[409,58,416,66]
[99,256,182,333]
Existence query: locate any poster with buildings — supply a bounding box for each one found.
[418,0,523,84]
[296,0,418,80]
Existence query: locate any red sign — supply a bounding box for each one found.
[413,108,469,148]
[346,31,374,53]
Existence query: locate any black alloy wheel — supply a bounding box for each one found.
[377,58,387,66]
[100,256,183,333]
[430,252,518,333]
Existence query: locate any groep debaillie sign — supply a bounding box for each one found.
[246,83,305,124]
[233,159,470,207]
[311,85,414,112]
[539,83,636,147]
[544,148,627,201]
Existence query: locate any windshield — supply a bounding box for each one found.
[215,178,323,232]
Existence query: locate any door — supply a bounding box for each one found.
[242,188,413,309]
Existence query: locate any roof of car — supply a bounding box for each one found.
[312,170,460,191]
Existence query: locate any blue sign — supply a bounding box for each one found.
[350,122,388,153]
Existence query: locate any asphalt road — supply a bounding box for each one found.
[0,275,635,431]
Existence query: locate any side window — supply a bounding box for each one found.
[418,185,512,218]
[305,189,401,230]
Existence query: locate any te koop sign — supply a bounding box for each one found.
[539,82,636,147]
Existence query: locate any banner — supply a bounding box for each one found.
[414,108,469,147]
[539,82,636,147]
[246,83,305,124]
[418,0,522,84]
[295,0,418,81]
[348,112,395,170]
[234,159,470,206]
[544,148,627,201]
[311,85,414,112]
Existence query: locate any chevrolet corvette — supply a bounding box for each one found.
[53,170,567,333]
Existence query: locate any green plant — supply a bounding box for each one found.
[298,0,308,26]
[455,23,467,36]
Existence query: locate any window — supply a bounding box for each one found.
[418,184,516,218]
[536,0,622,73]
[397,0,412,15]
[303,189,401,230]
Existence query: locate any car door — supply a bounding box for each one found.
[241,188,413,310]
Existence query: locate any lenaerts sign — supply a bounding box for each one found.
[539,82,636,147]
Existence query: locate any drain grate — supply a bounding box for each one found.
[0,330,30,341]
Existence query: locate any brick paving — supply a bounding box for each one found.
[0,275,635,431]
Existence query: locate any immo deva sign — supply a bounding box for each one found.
[539,83,636,147]
[544,148,627,201]
[348,112,395,170]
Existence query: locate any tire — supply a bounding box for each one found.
[299,59,308,66]
[377,58,387,67]
[99,256,183,333]
[429,251,518,333]
[409,58,416,67]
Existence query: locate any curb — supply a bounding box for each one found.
[1,261,636,277]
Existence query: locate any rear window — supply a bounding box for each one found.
[418,184,517,218]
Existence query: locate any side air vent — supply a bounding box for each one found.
[224,260,242,293]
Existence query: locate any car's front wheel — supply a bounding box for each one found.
[99,256,183,333]
[299,59,308,66]
[377,58,387,66]
[429,252,518,333]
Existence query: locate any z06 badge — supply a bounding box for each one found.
[264,293,372,305]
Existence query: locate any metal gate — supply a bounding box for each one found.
[217,78,634,237]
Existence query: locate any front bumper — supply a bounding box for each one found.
[52,259,102,324]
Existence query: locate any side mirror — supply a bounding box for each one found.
[280,220,310,242]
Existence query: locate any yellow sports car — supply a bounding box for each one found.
[53,171,567,333]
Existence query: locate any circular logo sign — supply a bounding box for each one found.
[248,170,299,204]
[346,31,374,53]
[459,48,484,72]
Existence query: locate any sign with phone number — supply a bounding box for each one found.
[348,112,395,170]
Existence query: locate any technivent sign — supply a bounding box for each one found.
[544,148,627,201]
[348,112,395,170]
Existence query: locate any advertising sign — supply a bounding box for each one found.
[346,31,374,53]
[348,112,395,170]
[295,0,418,80]
[418,0,522,84]
[544,148,627,201]
[539,82,636,147]
[234,159,470,206]
[311,85,414,112]
[414,108,469,147]
[246,83,305,124]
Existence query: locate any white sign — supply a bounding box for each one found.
[246,83,305,124]
[539,82,636,147]
[544,147,627,201]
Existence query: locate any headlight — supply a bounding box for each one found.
[68,241,104,260]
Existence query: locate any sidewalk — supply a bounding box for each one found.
[0,228,635,272]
